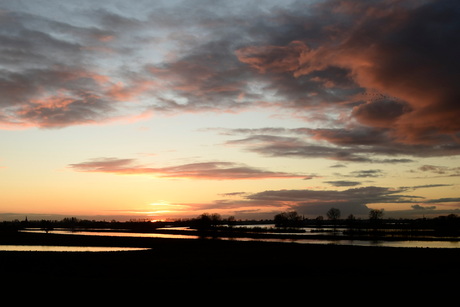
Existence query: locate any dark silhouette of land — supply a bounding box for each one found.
[1,230,460,286]
[2,213,460,288]
[5,211,460,239]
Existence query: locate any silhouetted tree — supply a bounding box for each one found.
[194,213,222,230]
[369,209,384,232]
[327,208,341,231]
[63,217,78,231]
[327,208,341,220]
[369,209,384,221]
[274,211,303,228]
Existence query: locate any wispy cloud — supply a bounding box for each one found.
[324,180,362,187]
[418,165,460,177]
[225,133,421,163]
[69,157,311,180]
[222,125,460,163]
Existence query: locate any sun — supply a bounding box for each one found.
[144,201,192,219]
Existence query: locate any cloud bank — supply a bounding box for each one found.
[0,0,458,151]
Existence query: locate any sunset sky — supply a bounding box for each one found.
[0,0,459,221]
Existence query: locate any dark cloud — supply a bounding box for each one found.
[230,0,458,151]
[324,180,361,187]
[69,157,311,180]
[225,133,423,163]
[226,134,372,162]
[411,205,436,210]
[352,99,412,128]
[407,184,452,189]
[223,124,460,162]
[246,186,420,217]
[348,169,384,178]
[145,44,251,113]
[282,0,460,145]
[195,183,460,218]
[219,192,248,197]
[424,198,460,204]
[418,165,460,177]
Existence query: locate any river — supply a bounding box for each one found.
[0,245,150,252]
[18,228,460,249]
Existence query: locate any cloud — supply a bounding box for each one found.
[1,0,459,159]
[348,169,384,178]
[226,134,374,162]
[0,8,154,128]
[223,124,460,162]
[423,198,460,204]
[225,133,423,163]
[69,157,311,180]
[324,180,361,187]
[0,67,118,128]
[235,41,310,74]
[418,165,460,177]
[352,99,412,129]
[227,184,459,217]
[250,0,460,145]
[219,192,248,197]
[160,184,460,218]
[245,186,420,217]
[411,205,436,210]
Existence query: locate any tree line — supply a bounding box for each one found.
[273,208,385,228]
[2,209,459,234]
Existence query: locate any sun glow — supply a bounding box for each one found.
[146,201,191,216]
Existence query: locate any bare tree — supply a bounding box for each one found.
[326,208,341,232]
[369,209,384,221]
[327,208,341,221]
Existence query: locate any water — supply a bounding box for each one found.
[21,229,199,239]
[20,229,460,248]
[0,245,150,252]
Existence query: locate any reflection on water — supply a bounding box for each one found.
[284,239,460,249]
[0,245,150,252]
[218,236,460,248]
[21,229,199,240]
[20,229,460,248]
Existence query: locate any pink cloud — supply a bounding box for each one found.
[105,80,157,102]
[69,158,311,180]
[235,0,460,145]
[235,41,309,74]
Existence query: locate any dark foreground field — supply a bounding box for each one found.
[1,231,459,289]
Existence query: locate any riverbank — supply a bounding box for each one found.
[1,231,460,286]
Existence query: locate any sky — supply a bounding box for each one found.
[0,0,459,221]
